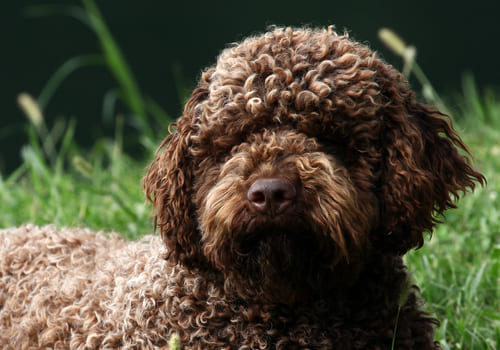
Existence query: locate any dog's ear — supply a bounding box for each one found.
[143,86,208,266]
[375,103,485,254]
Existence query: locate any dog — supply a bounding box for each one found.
[0,26,484,349]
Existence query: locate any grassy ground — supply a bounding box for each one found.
[2,2,499,348]
[403,86,500,349]
[406,122,500,348]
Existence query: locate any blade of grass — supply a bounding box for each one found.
[111,114,124,178]
[102,89,119,124]
[21,138,48,195]
[80,0,147,122]
[25,1,171,142]
[38,54,105,109]
[468,261,487,299]
[378,28,448,114]
[54,118,77,175]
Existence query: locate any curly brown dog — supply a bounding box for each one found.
[0,27,484,349]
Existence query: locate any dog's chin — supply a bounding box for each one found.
[212,221,363,305]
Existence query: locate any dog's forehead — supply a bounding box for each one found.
[193,27,404,134]
[184,27,416,163]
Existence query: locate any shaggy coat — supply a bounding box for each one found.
[0,27,484,349]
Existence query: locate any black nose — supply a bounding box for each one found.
[247,178,296,214]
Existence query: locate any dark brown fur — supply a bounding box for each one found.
[144,27,484,348]
[0,27,484,349]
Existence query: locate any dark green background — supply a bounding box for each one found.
[2,0,498,173]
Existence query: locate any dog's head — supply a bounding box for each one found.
[144,27,484,300]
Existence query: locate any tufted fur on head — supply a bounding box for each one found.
[144,26,484,279]
[1,26,485,349]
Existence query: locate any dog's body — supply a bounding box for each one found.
[0,225,435,349]
[0,27,483,349]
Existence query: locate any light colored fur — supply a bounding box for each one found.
[0,225,177,348]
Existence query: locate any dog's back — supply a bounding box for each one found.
[0,225,168,348]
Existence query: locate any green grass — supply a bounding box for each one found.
[0,111,151,238]
[404,89,500,349]
[406,143,500,349]
[2,3,499,349]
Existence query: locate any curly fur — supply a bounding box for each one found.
[0,27,484,349]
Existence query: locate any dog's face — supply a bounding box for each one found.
[194,128,373,300]
[144,27,483,301]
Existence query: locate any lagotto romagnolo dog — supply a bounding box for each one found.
[0,27,484,349]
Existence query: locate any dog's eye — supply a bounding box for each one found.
[318,143,341,158]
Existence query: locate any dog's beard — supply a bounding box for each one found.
[199,199,368,304]
[212,221,357,304]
